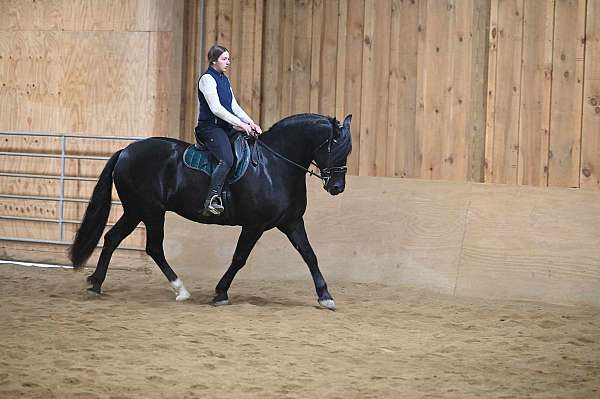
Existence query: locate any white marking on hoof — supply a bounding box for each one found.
[176,287,191,302]
[318,299,336,310]
[170,278,191,302]
[213,299,230,306]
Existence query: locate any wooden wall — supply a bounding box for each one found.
[225,0,491,180]
[203,0,599,188]
[0,0,184,137]
[486,0,595,188]
[2,0,600,265]
[0,0,186,255]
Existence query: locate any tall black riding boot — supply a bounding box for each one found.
[202,160,230,216]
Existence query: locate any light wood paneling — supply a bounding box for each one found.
[517,0,554,187]
[458,182,600,306]
[388,0,418,178]
[318,0,338,116]
[484,0,596,189]
[260,0,282,128]
[358,0,377,176]
[419,1,451,180]
[581,0,600,188]
[485,0,523,184]
[466,0,490,183]
[258,0,496,181]
[309,0,324,114]
[180,0,202,144]
[334,0,347,121]
[165,176,600,307]
[3,0,600,188]
[341,0,364,175]
[251,0,264,120]
[280,0,295,119]
[291,0,313,114]
[0,0,175,33]
[308,0,341,117]
[443,0,472,181]
[548,0,586,188]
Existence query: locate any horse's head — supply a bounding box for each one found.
[313,114,353,195]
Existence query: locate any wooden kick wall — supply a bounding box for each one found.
[0,0,186,258]
[164,176,600,307]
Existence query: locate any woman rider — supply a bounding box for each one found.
[195,45,262,216]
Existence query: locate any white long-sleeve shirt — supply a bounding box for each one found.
[198,74,253,128]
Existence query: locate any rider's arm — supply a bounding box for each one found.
[230,91,253,124]
[198,75,244,128]
[231,89,262,134]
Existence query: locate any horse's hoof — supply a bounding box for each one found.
[213,298,230,306]
[175,290,191,302]
[212,291,229,306]
[318,299,336,311]
[85,287,101,298]
[212,293,229,306]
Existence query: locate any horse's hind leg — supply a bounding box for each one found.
[144,215,191,301]
[278,218,335,310]
[213,227,263,305]
[87,213,140,294]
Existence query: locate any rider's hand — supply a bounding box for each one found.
[236,122,252,135]
[249,121,262,135]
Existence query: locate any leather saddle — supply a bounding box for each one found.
[183,133,260,183]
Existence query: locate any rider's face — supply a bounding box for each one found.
[213,51,230,73]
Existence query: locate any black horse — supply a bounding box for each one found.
[69,113,352,310]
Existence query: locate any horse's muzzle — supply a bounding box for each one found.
[327,183,344,195]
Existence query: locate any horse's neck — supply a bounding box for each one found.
[263,128,320,167]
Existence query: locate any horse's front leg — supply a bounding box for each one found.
[278,219,335,310]
[213,227,264,305]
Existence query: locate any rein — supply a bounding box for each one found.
[255,127,347,187]
[256,138,325,181]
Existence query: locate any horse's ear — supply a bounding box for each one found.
[343,114,352,131]
[341,114,352,138]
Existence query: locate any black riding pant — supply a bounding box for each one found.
[195,124,234,168]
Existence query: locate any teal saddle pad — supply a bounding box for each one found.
[183,133,250,183]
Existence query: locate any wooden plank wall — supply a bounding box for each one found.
[257,0,491,179]
[580,0,600,188]
[0,0,186,253]
[486,0,594,188]
[202,0,596,189]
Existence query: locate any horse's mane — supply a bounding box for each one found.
[266,113,332,135]
[264,113,352,161]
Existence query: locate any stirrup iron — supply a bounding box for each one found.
[205,194,224,215]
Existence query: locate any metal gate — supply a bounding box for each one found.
[0,131,145,250]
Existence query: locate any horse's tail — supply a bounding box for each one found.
[69,150,122,269]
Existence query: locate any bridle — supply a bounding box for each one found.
[256,124,347,188]
[311,132,348,187]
